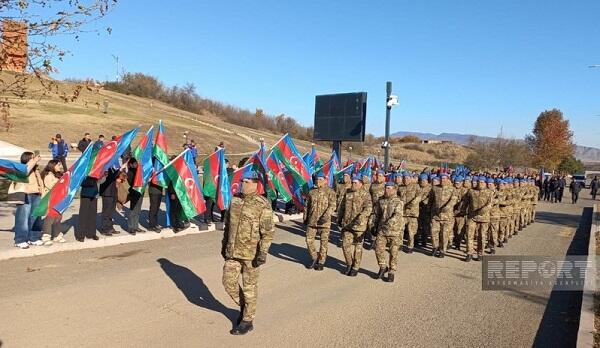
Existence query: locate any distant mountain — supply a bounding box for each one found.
[392,131,600,163]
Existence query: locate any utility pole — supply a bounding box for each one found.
[383,81,399,171]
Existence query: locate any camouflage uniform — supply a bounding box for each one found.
[335,181,350,212]
[397,182,421,250]
[429,185,459,254]
[366,182,385,247]
[530,184,539,223]
[222,192,274,322]
[519,185,529,230]
[452,185,470,249]
[497,187,511,243]
[373,195,404,273]
[305,186,336,265]
[511,185,521,233]
[417,183,432,245]
[488,187,500,249]
[466,187,493,256]
[337,188,372,271]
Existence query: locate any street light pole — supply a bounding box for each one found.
[384,81,392,171]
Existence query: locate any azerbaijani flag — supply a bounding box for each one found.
[302,145,320,175]
[270,134,312,192]
[35,143,94,216]
[152,120,170,187]
[265,152,293,202]
[132,126,155,192]
[320,159,336,188]
[229,163,265,196]
[247,142,277,200]
[283,166,305,209]
[358,156,373,180]
[0,159,28,182]
[202,148,231,210]
[163,149,206,219]
[88,127,139,179]
[335,163,355,182]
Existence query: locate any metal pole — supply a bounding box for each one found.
[384,81,392,171]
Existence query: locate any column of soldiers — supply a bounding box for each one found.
[222,169,540,335]
[306,169,541,279]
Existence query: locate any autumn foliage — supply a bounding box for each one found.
[526,109,574,170]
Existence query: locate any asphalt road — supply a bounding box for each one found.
[0,191,594,348]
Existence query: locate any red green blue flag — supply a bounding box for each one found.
[202,148,231,210]
[270,134,312,192]
[132,126,155,192]
[152,120,170,187]
[163,149,206,219]
[0,159,28,182]
[88,127,139,179]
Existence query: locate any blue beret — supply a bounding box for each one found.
[241,171,259,181]
[402,171,411,177]
[431,175,440,182]
[377,169,385,175]
[506,177,513,184]
[351,175,361,182]
[412,173,419,178]
[486,178,495,184]
[419,173,428,181]
[385,181,396,187]
[495,178,502,184]
[478,176,487,182]
[315,172,325,179]
[454,176,464,182]
[440,173,449,179]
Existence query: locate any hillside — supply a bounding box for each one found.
[0,72,473,169]
[392,131,600,163]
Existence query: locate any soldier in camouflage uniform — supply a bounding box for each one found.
[373,182,404,282]
[487,178,500,255]
[221,172,274,335]
[530,178,539,223]
[417,173,432,247]
[365,170,386,250]
[451,176,469,251]
[497,178,511,247]
[337,175,373,277]
[428,174,459,258]
[304,173,336,270]
[465,176,493,262]
[398,172,422,253]
[517,179,528,233]
[509,178,519,237]
[335,173,351,211]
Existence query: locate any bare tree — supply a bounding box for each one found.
[0,0,117,130]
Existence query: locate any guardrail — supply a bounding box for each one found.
[577,203,598,347]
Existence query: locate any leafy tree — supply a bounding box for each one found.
[0,0,117,130]
[525,109,574,170]
[557,156,584,174]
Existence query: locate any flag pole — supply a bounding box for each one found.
[151,148,189,179]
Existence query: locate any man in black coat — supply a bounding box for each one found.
[557,176,566,203]
[77,133,91,153]
[99,168,120,236]
[570,180,582,204]
[148,180,163,233]
[126,158,144,235]
[590,176,599,200]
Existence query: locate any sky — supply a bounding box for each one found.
[42,0,600,147]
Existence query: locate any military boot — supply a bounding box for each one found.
[315,264,324,271]
[431,248,437,257]
[385,273,395,283]
[344,265,352,275]
[231,321,254,335]
[405,247,413,254]
[438,251,445,258]
[465,254,472,262]
[306,258,318,270]
[348,269,358,277]
[497,241,504,248]
[490,248,496,255]
[476,253,483,261]
[376,266,387,279]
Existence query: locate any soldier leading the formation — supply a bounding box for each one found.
[304,172,336,270]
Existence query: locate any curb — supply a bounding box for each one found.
[577,203,598,347]
[0,212,304,261]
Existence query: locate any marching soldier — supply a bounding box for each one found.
[417,173,432,247]
[397,172,421,253]
[335,173,351,211]
[451,176,469,250]
[304,173,336,270]
[497,178,511,247]
[529,178,539,223]
[221,172,274,335]
[337,175,372,277]
[465,176,493,262]
[365,170,385,250]
[373,181,404,282]
[428,174,459,258]
[487,178,500,255]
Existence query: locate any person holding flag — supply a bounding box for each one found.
[221,171,274,335]
[303,172,336,271]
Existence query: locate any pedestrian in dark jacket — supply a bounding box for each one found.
[557,176,566,203]
[48,133,69,172]
[591,176,599,200]
[126,158,144,234]
[543,177,550,201]
[77,133,91,153]
[76,176,99,242]
[99,168,120,236]
[148,180,163,233]
[167,181,185,232]
[570,180,582,204]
